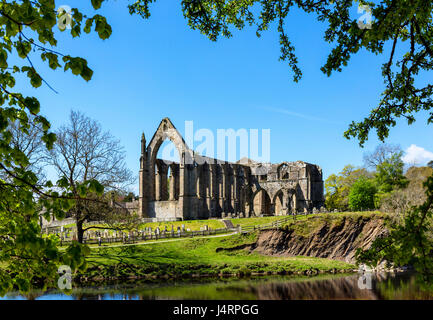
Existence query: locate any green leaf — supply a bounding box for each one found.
[15,41,31,59]
[91,0,105,10]
[23,97,40,114]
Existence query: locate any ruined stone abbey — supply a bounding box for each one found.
[137,118,324,220]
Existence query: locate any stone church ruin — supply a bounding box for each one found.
[137,118,324,220]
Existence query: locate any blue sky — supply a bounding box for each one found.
[15,1,433,192]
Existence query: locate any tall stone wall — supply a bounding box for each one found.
[138,118,325,220]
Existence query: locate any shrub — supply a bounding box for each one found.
[348,177,377,211]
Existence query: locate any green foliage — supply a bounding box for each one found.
[328,147,409,212]
[0,0,432,293]
[356,176,433,282]
[371,151,409,208]
[325,165,372,211]
[348,177,377,211]
[131,0,433,146]
[375,152,408,194]
[122,192,136,202]
[0,1,111,295]
[84,232,354,282]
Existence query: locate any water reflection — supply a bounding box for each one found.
[3,272,433,300]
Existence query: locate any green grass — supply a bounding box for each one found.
[280,211,390,237]
[81,231,355,282]
[138,219,225,232]
[63,212,388,283]
[231,216,290,227]
[56,211,386,234]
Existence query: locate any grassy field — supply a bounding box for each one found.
[61,211,384,234]
[80,231,355,282]
[138,219,225,231]
[231,216,289,227]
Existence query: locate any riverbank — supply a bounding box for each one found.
[254,211,391,264]
[78,231,355,283]
[72,212,391,284]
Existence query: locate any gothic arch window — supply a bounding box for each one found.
[252,189,272,216]
[273,190,284,215]
[278,163,290,180]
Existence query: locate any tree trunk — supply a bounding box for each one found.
[76,219,85,244]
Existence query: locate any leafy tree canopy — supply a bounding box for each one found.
[348,176,377,210]
[374,151,408,194]
[325,164,372,211]
[130,0,433,146]
[0,0,111,294]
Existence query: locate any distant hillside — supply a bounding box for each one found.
[380,166,433,216]
[405,166,433,186]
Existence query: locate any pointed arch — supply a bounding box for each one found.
[277,162,290,180]
[273,189,284,216]
[252,188,272,216]
[145,118,193,202]
[147,118,190,165]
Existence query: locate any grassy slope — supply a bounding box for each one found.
[63,211,379,233]
[75,212,389,282]
[280,211,390,237]
[82,231,354,281]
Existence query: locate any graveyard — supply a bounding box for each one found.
[45,215,294,247]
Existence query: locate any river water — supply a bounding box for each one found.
[2,272,433,300]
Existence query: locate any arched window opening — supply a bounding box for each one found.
[154,139,180,201]
[253,189,272,216]
[274,191,284,215]
[278,163,290,180]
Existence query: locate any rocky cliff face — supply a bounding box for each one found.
[249,214,389,264]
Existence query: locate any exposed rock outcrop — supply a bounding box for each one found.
[249,214,389,264]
